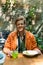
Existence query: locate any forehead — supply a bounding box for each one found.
[16,20,24,24]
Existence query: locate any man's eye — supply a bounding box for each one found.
[17,24,19,26]
[17,23,24,25]
[21,23,24,25]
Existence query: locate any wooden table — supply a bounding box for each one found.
[4,54,43,65]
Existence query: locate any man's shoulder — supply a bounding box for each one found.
[8,30,17,37]
[26,30,34,38]
[26,30,33,35]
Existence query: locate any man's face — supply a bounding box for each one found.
[16,20,25,32]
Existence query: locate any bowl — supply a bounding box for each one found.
[0,51,6,65]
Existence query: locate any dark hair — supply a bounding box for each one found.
[15,16,26,25]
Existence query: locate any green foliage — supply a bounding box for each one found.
[26,5,36,21]
[34,34,43,50]
[2,2,10,13]
[25,5,36,32]
[1,0,43,34]
[29,6,36,19]
[0,21,9,31]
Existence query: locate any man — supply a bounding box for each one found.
[3,16,41,56]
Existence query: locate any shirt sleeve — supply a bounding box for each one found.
[31,34,38,50]
[4,34,11,49]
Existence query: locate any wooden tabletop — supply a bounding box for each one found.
[4,54,43,65]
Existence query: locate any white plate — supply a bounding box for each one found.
[23,50,39,57]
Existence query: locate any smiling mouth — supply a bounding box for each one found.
[18,28,24,31]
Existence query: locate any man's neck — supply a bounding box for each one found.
[19,30,25,37]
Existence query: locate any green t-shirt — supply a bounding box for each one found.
[18,35,26,53]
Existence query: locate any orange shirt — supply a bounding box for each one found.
[4,30,38,50]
